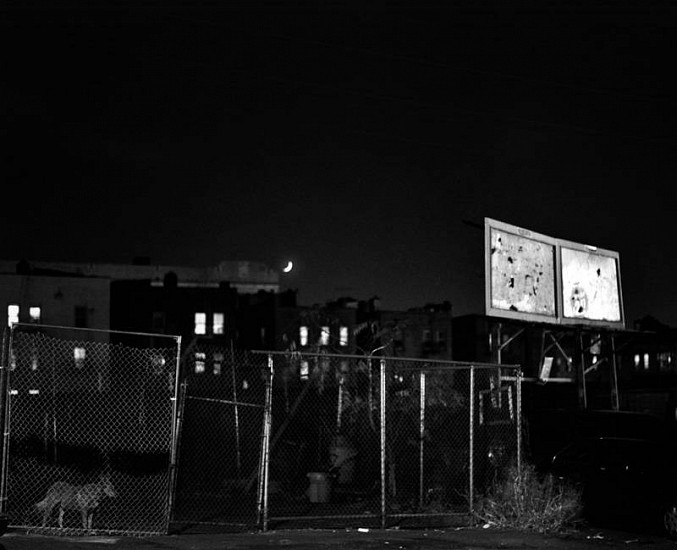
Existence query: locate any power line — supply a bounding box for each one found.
[266,31,673,105]
[262,74,674,145]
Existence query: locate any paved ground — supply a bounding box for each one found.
[0,525,676,550]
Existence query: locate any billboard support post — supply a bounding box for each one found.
[610,335,619,411]
[578,331,588,409]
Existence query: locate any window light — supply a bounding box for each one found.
[320,326,330,346]
[194,312,206,335]
[7,305,19,327]
[339,326,349,346]
[213,352,223,375]
[299,326,308,346]
[300,360,309,380]
[29,306,41,323]
[195,352,206,374]
[74,347,86,369]
[213,313,224,335]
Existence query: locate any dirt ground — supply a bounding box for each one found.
[1,524,676,550]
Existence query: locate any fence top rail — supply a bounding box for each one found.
[250,349,520,371]
[10,322,181,343]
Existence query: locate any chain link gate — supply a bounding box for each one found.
[170,343,268,532]
[254,351,521,530]
[0,324,181,536]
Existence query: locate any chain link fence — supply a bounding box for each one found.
[170,342,268,532]
[0,324,181,536]
[255,351,521,530]
[0,330,521,535]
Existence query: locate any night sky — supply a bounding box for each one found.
[2,1,675,327]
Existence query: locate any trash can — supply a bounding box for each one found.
[307,472,331,503]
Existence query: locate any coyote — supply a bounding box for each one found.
[35,474,117,529]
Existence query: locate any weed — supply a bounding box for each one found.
[475,460,583,533]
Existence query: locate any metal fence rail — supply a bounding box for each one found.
[0,324,181,536]
[253,351,521,530]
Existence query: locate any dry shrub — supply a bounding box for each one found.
[475,460,583,533]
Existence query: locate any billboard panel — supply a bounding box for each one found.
[484,218,625,329]
[559,242,624,328]
[485,218,558,323]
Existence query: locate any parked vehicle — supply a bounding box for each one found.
[527,409,677,536]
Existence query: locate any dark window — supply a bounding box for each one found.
[152,311,165,332]
[74,306,88,328]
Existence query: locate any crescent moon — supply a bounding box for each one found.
[283,261,293,273]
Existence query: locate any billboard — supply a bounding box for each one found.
[559,241,623,327]
[484,218,624,328]
[485,218,558,323]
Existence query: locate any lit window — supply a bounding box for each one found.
[634,354,641,368]
[659,352,673,371]
[643,353,650,370]
[320,326,330,346]
[339,326,349,346]
[7,304,19,327]
[299,326,308,346]
[29,307,41,323]
[300,360,309,380]
[194,312,206,335]
[213,313,224,335]
[195,352,206,374]
[74,347,86,369]
[213,352,223,375]
[150,354,166,375]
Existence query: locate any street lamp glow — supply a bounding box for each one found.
[283,261,293,273]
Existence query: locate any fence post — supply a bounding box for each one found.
[166,380,187,529]
[418,369,426,509]
[165,335,183,534]
[516,368,522,478]
[468,365,475,515]
[257,354,274,531]
[379,357,387,530]
[230,343,242,476]
[0,327,13,531]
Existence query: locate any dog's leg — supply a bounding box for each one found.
[41,507,49,527]
[58,506,65,528]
